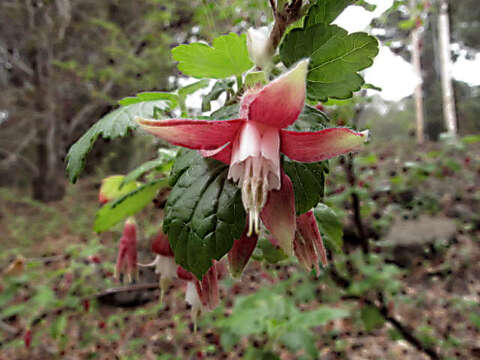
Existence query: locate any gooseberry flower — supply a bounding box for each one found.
[293,210,328,274]
[142,230,177,302]
[115,217,138,282]
[136,59,368,256]
[177,262,220,329]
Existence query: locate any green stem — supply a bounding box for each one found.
[236,75,243,92]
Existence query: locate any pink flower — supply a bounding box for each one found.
[228,219,258,277]
[177,263,220,328]
[115,217,138,282]
[136,59,368,255]
[150,230,177,301]
[293,210,328,274]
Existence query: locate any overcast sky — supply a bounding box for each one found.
[334,0,480,101]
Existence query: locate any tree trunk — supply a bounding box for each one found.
[31,47,65,202]
[410,0,425,144]
[438,0,457,136]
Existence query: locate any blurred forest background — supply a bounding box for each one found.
[0,0,479,359]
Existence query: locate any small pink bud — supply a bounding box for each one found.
[115,218,138,282]
[24,329,31,348]
[228,226,258,277]
[82,299,90,312]
[88,255,102,264]
[177,266,194,281]
[98,192,109,205]
[315,104,324,111]
[151,231,173,257]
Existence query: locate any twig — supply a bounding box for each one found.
[331,268,441,360]
[265,0,304,58]
[342,153,369,253]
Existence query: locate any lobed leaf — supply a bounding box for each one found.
[280,21,378,101]
[304,0,355,27]
[314,203,343,253]
[66,100,169,183]
[122,149,177,184]
[283,160,326,215]
[172,33,253,78]
[163,149,245,279]
[118,92,178,110]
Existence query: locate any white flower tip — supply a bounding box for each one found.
[361,130,370,142]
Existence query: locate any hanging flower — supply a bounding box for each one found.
[136,59,368,256]
[293,210,328,274]
[115,217,138,282]
[177,262,220,329]
[139,230,177,302]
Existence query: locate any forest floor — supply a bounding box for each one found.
[0,139,479,360]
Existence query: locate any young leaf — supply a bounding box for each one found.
[178,79,210,98]
[202,79,235,112]
[66,100,168,183]
[255,237,288,264]
[163,149,245,279]
[304,0,355,27]
[287,104,330,132]
[118,92,179,110]
[94,178,168,232]
[122,149,177,184]
[210,104,240,120]
[280,23,378,101]
[314,203,343,253]
[283,160,326,215]
[172,33,253,78]
[99,175,140,202]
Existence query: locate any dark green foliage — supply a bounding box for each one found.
[163,149,245,278]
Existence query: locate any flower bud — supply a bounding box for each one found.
[246,26,271,69]
[115,217,138,282]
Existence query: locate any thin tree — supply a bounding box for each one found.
[410,0,425,144]
[438,0,457,137]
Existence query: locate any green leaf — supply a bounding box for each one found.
[283,160,326,215]
[361,305,385,331]
[50,315,67,340]
[163,149,246,279]
[256,237,288,263]
[287,104,330,132]
[363,83,382,91]
[304,1,355,27]
[122,149,177,184]
[94,178,168,232]
[178,80,210,97]
[66,100,168,183]
[202,79,235,112]
[244,71,267,88]
[210,104,240,120]
[118,92,179,110]
[100,175,140,202]
[280,23,378,101]
[314,203,343,253]
[172,33,253,78]
[461,134,480,144]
